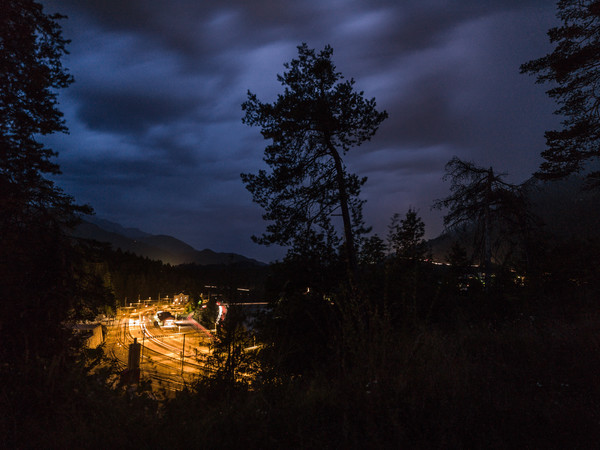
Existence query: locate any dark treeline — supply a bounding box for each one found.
[3,1,600,448]
[88,245,268,306]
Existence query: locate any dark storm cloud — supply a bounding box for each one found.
[42,0,560,261]
[382,71,470,147]
[350,5,558,177]
[48,0,307,58]
[73,88,199,134]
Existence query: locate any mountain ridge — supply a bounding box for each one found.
[74,218,265,266]
[427,175,600,262]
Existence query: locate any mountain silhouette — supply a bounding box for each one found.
[428,175,600,262]
[74,217,264,266]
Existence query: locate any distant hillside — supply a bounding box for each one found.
[86,217,150,239]
[524,175,600,239]
[73,218,264,266]
[428,175,600,262]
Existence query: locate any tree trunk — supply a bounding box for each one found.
[484,169,493,291]
[328,143,358,290]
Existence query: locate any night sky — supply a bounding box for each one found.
[43,0,560,263]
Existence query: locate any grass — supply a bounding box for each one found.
[154,303,600,448]
[5,294,600,448]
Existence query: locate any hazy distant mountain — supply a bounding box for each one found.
[523,175,600,239]
[428,175,600,262]
[74,218,264,266]
[87,217,150,240]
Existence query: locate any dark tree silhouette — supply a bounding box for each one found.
[445,241,473,292]
[241,44,387,287]
[200,295,219,329]
[384,208,429,318]
[387,208,427,261]
[1,0,75,207]
[521,0,600,185]
[0,0,92,362]
[433,157,529,288]
[359,234,386,266]
[207,305,257,387]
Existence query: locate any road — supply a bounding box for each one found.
[104,304,213,396]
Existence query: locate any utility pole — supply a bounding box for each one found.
[181,333,186,373]
[141,329,145,373]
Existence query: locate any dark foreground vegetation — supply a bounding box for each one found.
[3,0,600,448]
[3,256,600,449]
